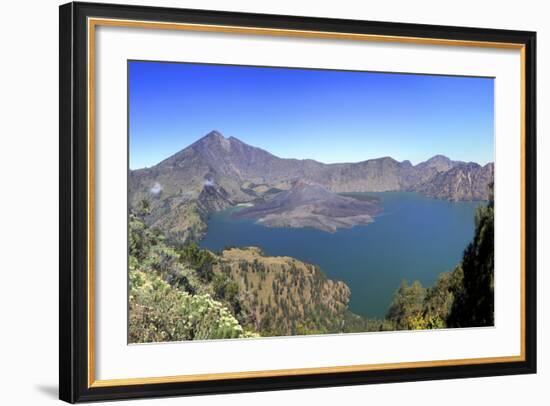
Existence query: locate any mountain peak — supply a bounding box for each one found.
[190,130,232,151]
[426,154,451,163]
[196,131,248,148]
[419,154,454,172]
[203,130,225,140]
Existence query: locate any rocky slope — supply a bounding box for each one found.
[129,130,493,242]
[413,162,494,201]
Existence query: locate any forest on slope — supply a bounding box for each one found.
[129,190,494,342]
[129,201,357,342]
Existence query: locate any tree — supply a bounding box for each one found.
[128,213,160,261]
[137,198,151,218]
[447,200,494,327]
[212,273,240,305]
[178,242,215,282]
[422,266,463,328]
[385,280,426,330]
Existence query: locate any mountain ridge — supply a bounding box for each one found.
[136,131,483,170]
[129,130,493,242]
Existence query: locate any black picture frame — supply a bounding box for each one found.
[59,1,537,403]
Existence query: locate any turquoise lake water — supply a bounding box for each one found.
[200,192,481,318]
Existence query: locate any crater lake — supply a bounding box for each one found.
[200,191,482,318]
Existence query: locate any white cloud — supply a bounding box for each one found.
[150,182,162,195]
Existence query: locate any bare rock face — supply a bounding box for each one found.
[129,130,494,242]
[412,162,494,201]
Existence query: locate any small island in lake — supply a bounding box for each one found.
[233,180,381,232]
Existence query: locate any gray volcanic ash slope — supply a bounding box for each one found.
[233,181,382,232]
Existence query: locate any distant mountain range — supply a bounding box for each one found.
[130,130,494,241]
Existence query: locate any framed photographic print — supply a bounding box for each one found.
[59,2,537,403]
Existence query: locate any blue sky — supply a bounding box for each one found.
[129,61,494,169]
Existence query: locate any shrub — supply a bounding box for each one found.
[129,269,251,342]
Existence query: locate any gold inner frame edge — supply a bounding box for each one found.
[87,17,527,388]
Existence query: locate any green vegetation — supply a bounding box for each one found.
[448,195,494,327]
[383,268,462,331]
[178,242,215,282]
[382,191,494,331]
[129,189,494,342]
[129,269,247,342]
[128,210,259,343]
[137,198,151,217]
[128,210,354,341]
[216,248,351,337]
[386,280,427,330]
